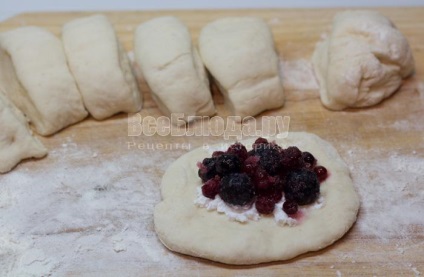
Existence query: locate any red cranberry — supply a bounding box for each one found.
[201,176,221,199]
[283,200,298,215]
[253,137,268,146]
[212,151,225,158]
[227,142,248,161]
[274,175,285,192]
[255,196,275,214]
[253,168,274,190]
[270,141,283,152]
[314,166,328,182]
[242,155,260,176]
[258,187,283,203]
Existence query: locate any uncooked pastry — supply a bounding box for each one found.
[62,14,142,120]
[0,26,88,136]
[0,46,47,173]
[134,16,215,125]
[0,92,47,174]
[154,132,360,264]
[198,17,284,119]
[312,10,414,110]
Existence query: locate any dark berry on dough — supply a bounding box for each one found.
[219,173,255,206]
[284,169,320,205]
[201,176,221,199]
[283,200,298,215]
[215,154,242,176]
[302,151,316,169]
[197,157,217,182]
[281,146,303,169]
[314,166,328,182]
[251,146,282,175]
[227,142,248,161]
[255,196,276,214]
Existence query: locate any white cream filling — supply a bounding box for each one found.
[194,187,324,226]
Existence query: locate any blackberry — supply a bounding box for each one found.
[281,146,303,169]
[255,196,276,214]
[227,142,248,161]
[198,157,217,182]
[219,173,255,206]
[284,169,320,205]
[215,154,241,176]
[302,152,316,169]
[251,145,282,175]
[201,176,221,199]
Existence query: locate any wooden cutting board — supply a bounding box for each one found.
[0,8,423,276]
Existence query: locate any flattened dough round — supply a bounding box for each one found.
[154,132,360,264]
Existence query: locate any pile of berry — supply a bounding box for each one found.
[197,138,328,216]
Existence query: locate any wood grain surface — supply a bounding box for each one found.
[0,8,423,276]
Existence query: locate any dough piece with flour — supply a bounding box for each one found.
[0,93,47,174]
[312,10,415,110]
[199,17,284,119]
[62,15,142,120]
[0,26,87,136]
[0,47,47,173]
[154,132,360,264]
[134,16,215,125]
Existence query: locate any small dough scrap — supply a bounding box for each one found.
[0,26,88,136]
[62,14,142,120]
[312,10,415,110]
[134,16,215,125]
[154,132,360,265]
[0,47,47,173]
[198,17,284,119]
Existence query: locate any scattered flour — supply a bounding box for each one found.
[127,50,134,63]
[343,150,424,239]
[0,139,185,275]
[279,59,320,100]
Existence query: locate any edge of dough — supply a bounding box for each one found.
[154,132,360,265]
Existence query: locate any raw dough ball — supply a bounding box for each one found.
[62,14,142,120]
[0,26,88,136]
[154,132,360,264]
[198,17,284,119]
[312,10,415,110]
[0,47,47,173]
[134,16,215,125]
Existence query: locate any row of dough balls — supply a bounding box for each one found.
[0,14,142,173]
[0,11,415,173]
[0,14,284,173]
